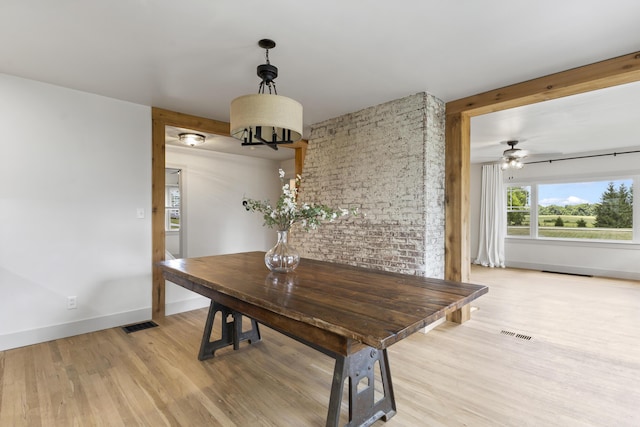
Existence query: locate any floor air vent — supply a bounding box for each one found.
[123,321,158,334]
[501,330,532,341]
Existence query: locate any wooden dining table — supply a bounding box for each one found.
[158,251,488,427]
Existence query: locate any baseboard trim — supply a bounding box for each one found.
[506,261,639,281]
[541,270,593,277]
[420,317,446,334]
[0,297,212,352]
[0,308,151,352]
[165,296,210,316]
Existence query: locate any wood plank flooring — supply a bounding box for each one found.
[1,266,639,426]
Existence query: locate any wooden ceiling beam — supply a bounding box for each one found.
[151,107,230,135]
[447,51,640,117]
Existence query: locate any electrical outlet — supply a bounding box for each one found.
[67,296,77,310]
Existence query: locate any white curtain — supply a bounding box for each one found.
[474,164,506,268]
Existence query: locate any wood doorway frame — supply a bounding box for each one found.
[444,51,640,283]
[151,108,307,319]
[151,51,640,318]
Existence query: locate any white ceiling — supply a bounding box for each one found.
[2,0,639,163]
[165,126,295,161]
[471,81,640,164]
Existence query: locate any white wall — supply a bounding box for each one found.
[0,73,152,350]
[164,145,283,314]
[0,74,290,350]
[471,150,640,280]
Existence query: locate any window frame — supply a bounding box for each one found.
[505,174,638,244]
[165,183,181,232]
[506,185,533,238]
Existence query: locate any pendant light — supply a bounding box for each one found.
[230,39,303,150]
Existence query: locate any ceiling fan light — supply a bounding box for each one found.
[500,156,524,170]
[499,140,526,170]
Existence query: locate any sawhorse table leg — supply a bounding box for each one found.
[326,347,396,427]
[198,300,261,360]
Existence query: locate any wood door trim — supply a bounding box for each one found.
[151,108,307,319]
[444,51,640,282]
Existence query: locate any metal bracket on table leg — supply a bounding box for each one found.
[198,300,261,361]
[326,347,396,427]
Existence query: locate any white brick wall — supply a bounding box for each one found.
[293,93,445,277]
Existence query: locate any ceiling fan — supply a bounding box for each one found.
[500,140,527,170]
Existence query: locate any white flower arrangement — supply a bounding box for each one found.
[243,169,357,231]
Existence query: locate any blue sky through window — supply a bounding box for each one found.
[538,179,633,207]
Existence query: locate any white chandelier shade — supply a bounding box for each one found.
[230,93,302,144]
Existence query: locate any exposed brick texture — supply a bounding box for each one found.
[293,93,445,278]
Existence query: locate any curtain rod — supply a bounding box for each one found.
[525,149,640,165]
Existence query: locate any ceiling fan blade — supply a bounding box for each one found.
[502,147,528,158]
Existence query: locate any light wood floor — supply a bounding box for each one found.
[1,266,639,426]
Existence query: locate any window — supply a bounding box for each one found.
[506,178,635,242]
[506,186,531,236]
[538,179,632,241]
[165,169,181,231]
[165,187,180,231]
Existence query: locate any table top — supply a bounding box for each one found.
[158,252,488,351]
